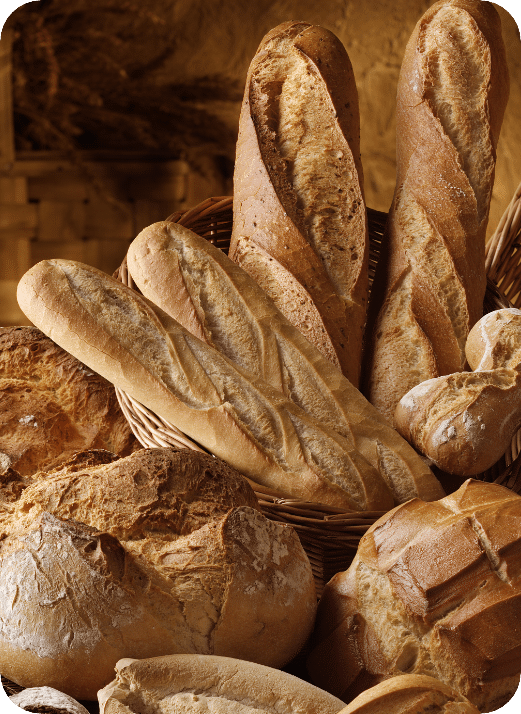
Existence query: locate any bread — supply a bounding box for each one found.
[127,220,444,505]
[229,21,368,387]
[8,686,90,714]
[0,326,137,476]
[465,307,521,371]
[0,447,317,700]
[337,674,480,714]
[98,654,347,714]
[306,479,521,712]
[17,258,395,511]
[394,308,521,475]
[363,0,510,424]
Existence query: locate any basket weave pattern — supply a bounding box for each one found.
[115,188,521,594]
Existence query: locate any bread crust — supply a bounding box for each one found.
[128,220,444,505]
[337,674,480,714]
[17,259,394,511]
[0,448,316,700]
[229,21,368,387]
[363,0,510,423]
[307,479,521,712]
[98,654,347,714]
[0,326,137,475]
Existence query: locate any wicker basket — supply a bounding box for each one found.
[115,186,521,596]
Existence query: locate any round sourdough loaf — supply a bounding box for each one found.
[336,674,479,714]
[307,479,521,712]
[0,448,316,701]
[98,654,347,714]
[0,326,137,476]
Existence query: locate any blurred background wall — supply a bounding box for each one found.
[0,0,519,325]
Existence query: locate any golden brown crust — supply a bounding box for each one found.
[17,259,394,511]
[363,0,510,423]
[307,480,521,712]
[0,448,316,700]
[98,654,347,714]
[230,21,368,387]
[337,674,480,714]
[127,220,444,505]
[0,326,137,476]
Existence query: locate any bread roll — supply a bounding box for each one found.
[465,307,521,371]
[0,448,316,700]
[9,686,90,714]
[229,21,368,387]
[337,674,480,714]
[394,308,521,475]
[127,220,444,504]
[17,259,394,511]
[307,479,521,712]
[363,0,509,424]
[0,326,137,476]
[98,654,347,714]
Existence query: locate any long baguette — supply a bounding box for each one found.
[128,220,444,504]
[229,21,368,387]
[17,259,394,511]
[363,0,509,424]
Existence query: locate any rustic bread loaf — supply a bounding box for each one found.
[17,258,395,511]
[306,479,521,712]
[337,674,480,714]
[98,654,347,714]
[363,0,509,424]
[0,326,137,476]
[394,308,521,475]
[0,448,316,701]
[229,21,368,387]
[127,220,444,505]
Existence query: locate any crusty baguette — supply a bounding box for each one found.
[229,21,368,387]
[394,308,521,475]
[17,259,394,511]
[98,654,347,714]
[128,220,444,504]
[363,0,509,424]
[307,479,521,712]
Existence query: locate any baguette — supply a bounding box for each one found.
[229,21,368,387]
[127,220,444,504]
[17,259,394,511]
[363,0,509,424]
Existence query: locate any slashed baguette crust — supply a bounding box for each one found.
[98,654,347,714]
[363,0,509,423]
[17,259,394,511]
[229,21,368,387]
[128,220,444,504]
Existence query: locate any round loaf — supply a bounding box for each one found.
[0,448,316,700]
[0,326,137,476]
[337,674,479,714]
[98,654,347,714]
[307,479,521,712]
[465,308,521,371]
